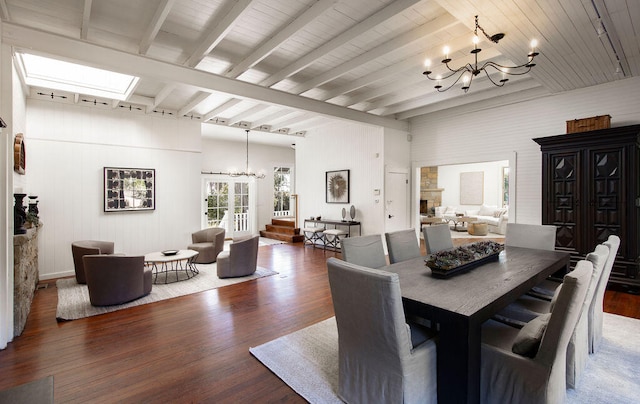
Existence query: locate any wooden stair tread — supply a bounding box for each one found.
[261,218,303,243]
[259,231,304,243]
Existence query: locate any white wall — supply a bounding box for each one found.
[200,136,294,231]
[438,160,508,211]
[296,121,386,235]
[410,76,640,225]
[27,98,202,279]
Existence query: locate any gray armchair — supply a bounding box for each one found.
[189,227,225,264]
[480,260,591,404]
[422,224,453,254]
[340,234,387,268]
[83,255,152,306]
[216,235,259,278]
[327,257,437,404]
[71,240,115,284]
[590,235,620,353]
[385,229,422,264]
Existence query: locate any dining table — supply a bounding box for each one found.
[382,246,570,404]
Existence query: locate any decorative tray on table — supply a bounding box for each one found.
[161,250,179,256]
[425,241,504,278]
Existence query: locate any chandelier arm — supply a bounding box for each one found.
[482,61,533,76]
[436,70,467,92]
[482,56,536,71]
[482,68,507,87]
[424,66,468,81]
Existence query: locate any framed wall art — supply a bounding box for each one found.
[326,169,350,204]
[104,167,155,212]
[460,171,484,205]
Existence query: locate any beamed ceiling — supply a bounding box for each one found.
[1,0,638,146]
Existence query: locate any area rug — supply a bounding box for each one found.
[250,313,640,403]
[56,264,277,321]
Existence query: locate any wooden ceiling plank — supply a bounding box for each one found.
[250,109,298,129]
[291,13,459,94]
[202,98,243,121]
[259,0,422,87]
[225,0,336,78]
[228,104,271,125]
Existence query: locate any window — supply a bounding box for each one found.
[274,167,291,217]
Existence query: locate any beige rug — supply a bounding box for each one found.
[56,263,277,321]
[250,314,640,403]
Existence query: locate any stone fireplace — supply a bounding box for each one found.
[14,225,41,337]
[420,166,444,215]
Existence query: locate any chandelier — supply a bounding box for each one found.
[202,129,265,179]
[422,15,539,93]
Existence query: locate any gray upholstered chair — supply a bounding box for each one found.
[340,234,387,269]
[189,227,225,264]
[480,260,592,404]
[590,235,620,353]
[71,240,115,284]
[495,244,608,388]
[385,229,422,264]
[326,257,438,404]
[83,255,152,306]
[422,224,453,254]
[216,235,259,278]
[505,223,557,250]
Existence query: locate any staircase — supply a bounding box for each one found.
[260,218,304,243]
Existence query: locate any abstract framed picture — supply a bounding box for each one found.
[326,169,350,204]
[104,167,155,212]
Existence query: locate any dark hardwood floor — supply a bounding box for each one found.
[1,242,638,403]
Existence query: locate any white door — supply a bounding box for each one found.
[202,176,256,238]
[385,170,409,232]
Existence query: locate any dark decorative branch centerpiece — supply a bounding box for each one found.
[426,241,504,278]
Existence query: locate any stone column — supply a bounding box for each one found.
[13,224,41,337]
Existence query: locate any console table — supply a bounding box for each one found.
[303,219,361,237]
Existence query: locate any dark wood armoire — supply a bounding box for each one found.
[533,124,640,291]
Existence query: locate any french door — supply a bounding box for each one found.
[202,175,256,238]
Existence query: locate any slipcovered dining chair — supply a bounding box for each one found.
[422,224,453,254]
[385,229,422,264]
[495,244,608,388]
[83,255,152,306]
[71,240,115,284]
[505,223,557,250]
[340,234,387,269]
[326,257,438,404]
[189,227,226,264]
[216,235,259,278]
[590,235,620,353]
[480,260,592,404]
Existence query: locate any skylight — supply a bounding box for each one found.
[15,52,139,100]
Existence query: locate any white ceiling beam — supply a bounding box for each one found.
[2,22,408,131]
[185,0,254,68]
[225,0,336,78]
[250,109,297,130]
[228,104,271,126]
[291,14,458,94]
[202,98,243,122]
[272,112,317,130]
[395,79,547,120]
[260,0,421,88]
[127,94,154,107]
[177,91,211,116]
[0,0,10,21]
[139,0,175,55]
[81,0,92,40]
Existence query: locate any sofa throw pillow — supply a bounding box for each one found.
[478,205,497,216]
[493,208,508,218]
[512,313,551,358]
[444,206,457,215]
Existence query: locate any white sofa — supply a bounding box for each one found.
[464,205,509,235]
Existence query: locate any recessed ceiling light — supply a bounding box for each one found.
[15,52,139,100]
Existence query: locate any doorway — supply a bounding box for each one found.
[385,169,409,232]
[202,176,256,238]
